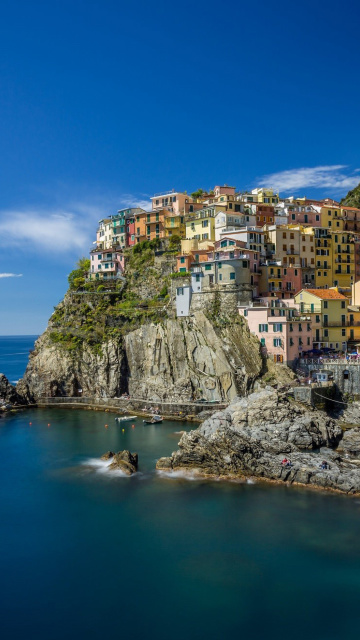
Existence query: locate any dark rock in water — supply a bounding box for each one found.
[0,374,27,410]
[102,450,138,475]
[156,388,360,495]
[101,451,115,460]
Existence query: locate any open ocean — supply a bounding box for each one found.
[1,336,360,640]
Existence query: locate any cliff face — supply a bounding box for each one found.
[156,388,360,494]
[17,310,263,403]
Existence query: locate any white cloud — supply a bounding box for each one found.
[258,165,360,193]
[0,191,152,253]
[0,273,23,278]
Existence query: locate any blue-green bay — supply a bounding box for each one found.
[1,406,360,640]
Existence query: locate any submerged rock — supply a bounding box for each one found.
[156,388,360,495]
[101,450,138,475]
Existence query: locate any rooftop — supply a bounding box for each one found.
[300,289,347,300]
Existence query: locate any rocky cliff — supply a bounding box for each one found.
[17,308,263,403]
[156,388,360,494]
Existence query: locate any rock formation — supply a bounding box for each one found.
[17,310,263,404]
[0,374,26,410]
[156,388,360,494]
[101,450,138,475]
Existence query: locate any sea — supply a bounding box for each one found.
[1,336,360,640]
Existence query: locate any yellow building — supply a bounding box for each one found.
[295,289,348,351]
[319,204,344,230]
[164,213,186,238]
[330,230,356,289]
[313,228,356,289]
[266,225,314,268]
[185,206,220,243]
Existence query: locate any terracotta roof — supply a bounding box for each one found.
[301,289,347,300]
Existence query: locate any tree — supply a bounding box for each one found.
[191,188,205,199]
[68,257,91,290]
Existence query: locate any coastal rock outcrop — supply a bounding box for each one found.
[17,310,263,403]
[156,388,360,494]
[0,374,27,410]
[101,450,138,475]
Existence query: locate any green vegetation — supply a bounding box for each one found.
[170,271,190,279]
[68,258,90,291]
[340,182,360,208]
[191,188,205,199]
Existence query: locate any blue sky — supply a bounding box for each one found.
[1,0,360,334]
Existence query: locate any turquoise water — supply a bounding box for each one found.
[1,339,360,639]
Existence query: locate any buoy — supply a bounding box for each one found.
[47,423,50,427]
[122,428,125,432]
[105,424,108,428]
[131,424,135,428]
[29,422,32,426]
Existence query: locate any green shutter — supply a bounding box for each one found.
[273,339,277,347]
[279,324,283,332]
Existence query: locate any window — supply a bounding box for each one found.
[260,338,266,346]
[273,323,283,332]
[259,324,268,332]
[341,301,346,308]
[230,272,235,280]
[180,257,185,264]
[273,338,282,347]
[324,329,328,337]
[177,287,184,295]
[219,273,222,281]
[324,301,328,309]
[205,264,211,271]
[342,329,346,336]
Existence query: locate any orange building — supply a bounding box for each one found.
[134,209,167,243]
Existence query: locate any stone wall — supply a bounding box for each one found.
[303,360,360,397]
[190,285,253,315]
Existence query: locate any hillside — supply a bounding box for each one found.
[340,181,360,208]
[16,240,276,404]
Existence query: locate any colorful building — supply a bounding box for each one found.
[294,289,349,351]
[239,299,311,365]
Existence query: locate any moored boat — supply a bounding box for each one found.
[143,416,163,424]
[115,415,137,422]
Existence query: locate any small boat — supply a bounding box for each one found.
[115,415,137,422]
[143,416,163,424]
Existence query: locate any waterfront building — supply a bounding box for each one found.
[294,289,349,352]
[238,299,311,365]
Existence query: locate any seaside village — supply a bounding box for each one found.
[88,185,360,371]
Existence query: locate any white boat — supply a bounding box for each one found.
[115,415,137,422]
[143,415,163,424]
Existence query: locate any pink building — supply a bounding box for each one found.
[259,262,302,300]
[239,300,312,366]
[89,248,125,281]
[287,205,321,227]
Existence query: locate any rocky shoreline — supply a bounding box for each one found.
[156,388,360,495]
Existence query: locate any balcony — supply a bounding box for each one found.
[286,249,300,255]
